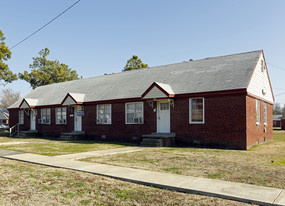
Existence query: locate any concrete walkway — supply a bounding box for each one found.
[0,149,284,206]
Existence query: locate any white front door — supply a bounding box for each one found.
[157,100,170,133]
[30,110,36,130]
[74,106,82,131]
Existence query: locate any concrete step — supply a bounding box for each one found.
[140,142,160,147]
[58,132,85,141]
[142,138,163,144]
[58,135,74,141]
[142,133,176,138]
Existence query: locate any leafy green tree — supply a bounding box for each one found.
[19,48,80,89]
[0,30,17,85]
[123,55,148,71]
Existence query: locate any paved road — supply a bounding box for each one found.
[0,148,284,206]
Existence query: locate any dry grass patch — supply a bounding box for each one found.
[0,158,251,206]
[83,131,285,189]
[0,132,51,143]
[0,140,133,156]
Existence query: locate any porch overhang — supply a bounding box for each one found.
[141,82,175,100]
[19,98,39,109]
[61,93,85,106]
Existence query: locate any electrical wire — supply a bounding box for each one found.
[9,0,81,50]
[267,62,285,72]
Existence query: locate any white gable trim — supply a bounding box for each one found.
[19,98,39,109]
[19,100,30,109]
[247,53,274,103]
[62,95,77,106]
[143,86,168,99]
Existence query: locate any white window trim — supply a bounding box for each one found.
[256,100,260,125]
[189,97,205,124]
[19,110,24,124]
[264,102,267,126]
[56,108,67,125]
[41,108,51,125]
[125,102,144,124]
[96,104,112,125]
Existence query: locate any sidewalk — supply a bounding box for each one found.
[0,148,284,206]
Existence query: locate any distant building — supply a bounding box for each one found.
[273,115,282,127]
[0,109,9,124]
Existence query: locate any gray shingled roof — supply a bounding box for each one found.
[9,50,261,109]
[0,109,9,119]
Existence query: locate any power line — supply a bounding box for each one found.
[273,88,285,90]
[275,92,285,97]
[267,62,285,72]
[9,0,81,50]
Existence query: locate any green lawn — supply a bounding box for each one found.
[83,130,285,189]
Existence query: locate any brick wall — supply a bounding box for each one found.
[83,102,156,142]
[281,119,285,130]
[246,96,273,148]
[36,107,74,137]
[171,95,247,149]
[8,94,273,149]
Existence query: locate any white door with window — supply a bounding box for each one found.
[30,110,36,130]
[74,106,82,131]
[157,100,170,133]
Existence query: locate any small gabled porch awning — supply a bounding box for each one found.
[61,93,85,106]
[141,82,175,100]
[19,98,39,109]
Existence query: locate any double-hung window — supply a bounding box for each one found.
[19,110,24,124]
[264,102,267,125]
[97,104,111,124]
[125,102,143,124]
[56,108,67,124]
[41,108,51,124]
[189,98,204,124]
[256,100,260,125]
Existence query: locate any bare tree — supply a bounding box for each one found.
[0,88,20,108]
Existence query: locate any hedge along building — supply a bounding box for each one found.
[8,50,274,149]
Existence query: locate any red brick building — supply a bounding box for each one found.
[8,50,274,149]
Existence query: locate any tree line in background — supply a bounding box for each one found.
[273,102,285,116]
[0,29,148,108]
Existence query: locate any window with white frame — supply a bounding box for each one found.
[97,104,111,124]
[41,108,51,124]
[19,110,24,124]
[189,98,204,124]
[56,108,67,124]
[264,102,267,125]
[256,100,260,125]
[125,102,143,124]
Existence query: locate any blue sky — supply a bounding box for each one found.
[1,0,285,104]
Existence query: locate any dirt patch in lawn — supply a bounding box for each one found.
[0,158,251,206]
[83,131,285,189]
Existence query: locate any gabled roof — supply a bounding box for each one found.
[273,115,282,121]
[0,109,9,120]
[9,50,264,108]
[142,82,175,99]
[19,98,39,109]
[62,93,85,106]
